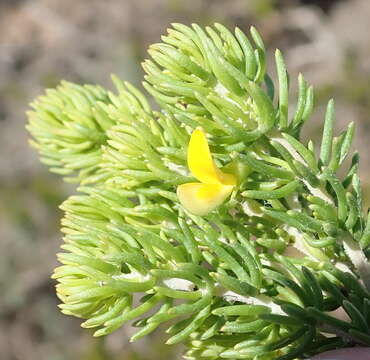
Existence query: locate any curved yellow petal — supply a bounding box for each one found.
[188,128,236,186]
[177,182,233,216]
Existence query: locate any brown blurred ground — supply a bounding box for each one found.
[1,0,370,359]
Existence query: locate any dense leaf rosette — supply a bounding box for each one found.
[27,24,370,360]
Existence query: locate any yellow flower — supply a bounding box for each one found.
[177,128,236,216]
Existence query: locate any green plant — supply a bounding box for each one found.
[26,23,370,359]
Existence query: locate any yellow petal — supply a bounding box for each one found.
[177,182,233,216]
[188,128,236,186]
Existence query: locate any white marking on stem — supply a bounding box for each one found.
[270,134,334,205]
[214,82,229,97]
[163,278,195,291]
[241,199,263,217]
[341,235,370,291]
[166,162,188,176]
[221,291,285,315]
[284,226,316,260]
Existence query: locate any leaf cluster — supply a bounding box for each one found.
[27,23,370,359]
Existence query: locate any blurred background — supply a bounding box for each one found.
[1,0,370,359]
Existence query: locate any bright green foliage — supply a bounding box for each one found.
[27,23,370,359]
[27,82,114,184]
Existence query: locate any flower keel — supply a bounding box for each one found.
[177,128,236,216]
